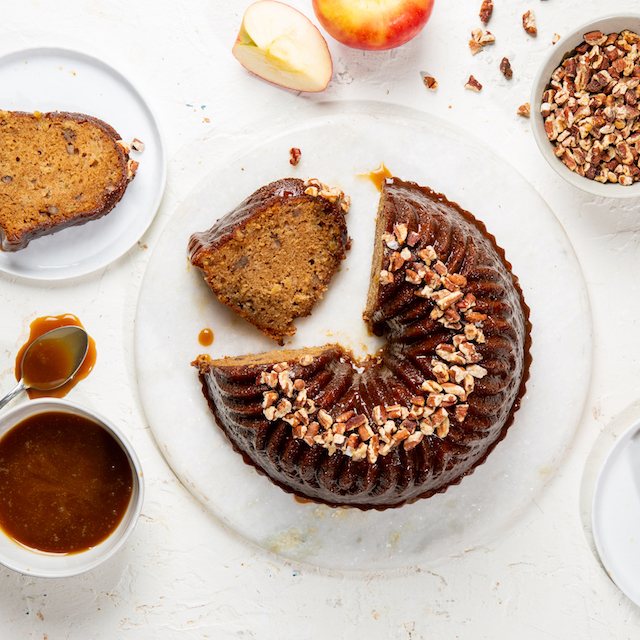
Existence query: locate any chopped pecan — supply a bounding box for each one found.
[523,10,537,36]
[517,102,531,117]
[379,269,394,285]
[500,57,513,79]
[479,0,493,24]
[541,29,640,184]
[403,431,424,451]
[584,30,607,46]
[317,409,334,429]
[388,251,406,272]
[372,405,387,426]
[422,74,438,89]
[289,147,301,165]
[465,75,483,92]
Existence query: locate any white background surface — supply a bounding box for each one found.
[1,0,639,638]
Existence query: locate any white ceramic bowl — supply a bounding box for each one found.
[531,14,640,198]
[0,399,144,578]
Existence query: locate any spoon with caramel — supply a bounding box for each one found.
[0,326,89,410]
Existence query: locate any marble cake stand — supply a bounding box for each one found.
[134,102,591,571]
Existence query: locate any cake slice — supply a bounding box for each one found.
[188,178,350,345]
[0,110,137,251]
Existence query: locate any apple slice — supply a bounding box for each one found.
[232,1,333,92]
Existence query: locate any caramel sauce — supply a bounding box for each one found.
[294,495,312,504]
[22,335,77,390]
[362,163,392,191]
[198,328,214,346]
[0,411,133,554]
[15,315,96,399]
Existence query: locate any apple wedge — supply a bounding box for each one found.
[232,1,333,92]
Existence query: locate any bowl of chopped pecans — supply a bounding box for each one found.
[531,14,640,197]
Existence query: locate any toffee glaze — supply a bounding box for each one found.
[198,328,214,346]
[362,163,392,191]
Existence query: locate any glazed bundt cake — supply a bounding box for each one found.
[188,178,350,345]
[0,110,137,251]
[193,177,531,510]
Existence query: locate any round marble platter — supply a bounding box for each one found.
[135,103,591,571]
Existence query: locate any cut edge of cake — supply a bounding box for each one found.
[188,178,351,345]
[0,110,138,251]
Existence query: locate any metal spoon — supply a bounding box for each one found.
[0,326,89,410]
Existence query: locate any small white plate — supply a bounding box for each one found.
[0,47,166,280]
[592,418,640,605]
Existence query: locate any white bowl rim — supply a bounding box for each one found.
[0,398,144,578]
[531,13,640,199]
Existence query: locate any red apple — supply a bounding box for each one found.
[312,0,434,51]
[232,1,333,92]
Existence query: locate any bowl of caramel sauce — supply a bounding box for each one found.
[0,399,143,577]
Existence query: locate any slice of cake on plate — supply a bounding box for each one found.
[0,110,137,251]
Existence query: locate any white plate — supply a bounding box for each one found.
[135,102,592,570]
[0,47,166,280]
[592,418,640,605]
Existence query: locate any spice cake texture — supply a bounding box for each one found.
[188,177,351,345]
[193,177,531,510]
[0,110,137,251]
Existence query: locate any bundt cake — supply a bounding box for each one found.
[193,177,531,510]
[0,110,137,251]
[188,178,350,345]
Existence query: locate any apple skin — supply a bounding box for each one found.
[312,0,434,51]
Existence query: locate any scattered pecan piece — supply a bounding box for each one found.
[517,103,530,117]
[479,0,493,24]
[289,147,301,166]
[500,57,513,79]
[523,10,537,36]
[465,75,483,92]
[469,40,484,56]
[421,73,438,89]
[131,138,145,152]
[469,28,495,55]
